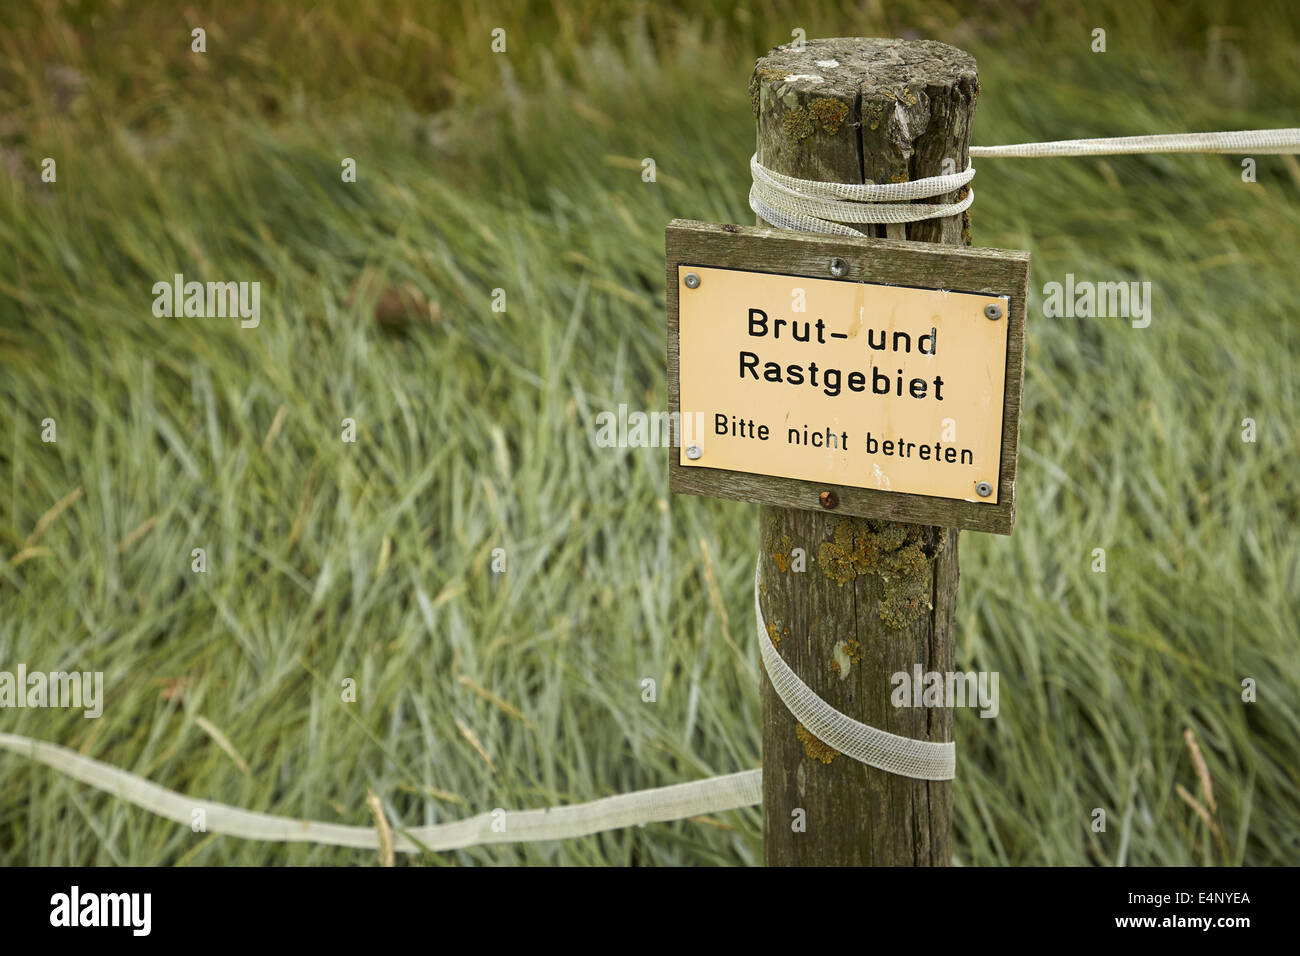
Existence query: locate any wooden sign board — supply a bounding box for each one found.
[666,219,1029,534]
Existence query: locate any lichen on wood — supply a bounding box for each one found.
[809,97,849,134]
[817,518,942,629]
[796,723,838,763]
[781,105,816,141]
[863,98,885,131]
[749,67,788,116]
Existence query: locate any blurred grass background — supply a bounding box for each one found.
[0,0,1297,865]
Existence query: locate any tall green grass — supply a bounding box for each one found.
[1,1,1297,865]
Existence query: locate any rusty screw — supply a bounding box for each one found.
[819,490,839,509]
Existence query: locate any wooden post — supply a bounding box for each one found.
[752,38,977,866]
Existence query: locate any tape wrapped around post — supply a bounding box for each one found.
[749,129,1300,234]
[748,153,975,233]
[754,560,957,781]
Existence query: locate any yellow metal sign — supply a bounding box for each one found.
[676,265,1008,503]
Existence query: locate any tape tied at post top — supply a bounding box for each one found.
[748,154,975,234]
[749,129,1300,235]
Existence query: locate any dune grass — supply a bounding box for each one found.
[1,0,1297,865]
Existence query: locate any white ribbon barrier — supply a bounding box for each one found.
[753,562,956,780]
[751,128,1300,227]
[749,153,975,233]
[968,128,1300,158]
[0,732,760,853]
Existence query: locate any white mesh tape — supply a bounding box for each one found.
[749,153,974,232]
[754,562,956,780]
[751,129,1300,230]
[969,128,1300,158]
[0,732,761,853]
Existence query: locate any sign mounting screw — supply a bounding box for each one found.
[828,257,849,277]
[984,303,1003,320]
[819,490,839,509]
[684,273,701,289]
[976,481,993,497]
[685,445,703,460]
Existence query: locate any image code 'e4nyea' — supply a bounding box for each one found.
[666,220,1029,534]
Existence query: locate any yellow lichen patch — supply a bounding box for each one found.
[832,641,852,679]
[881,86,917,106]
[749,68,786,115]
[781,97,851,143]
[844,638,862,664]
[767,620,782,649]
[863,99,885,131]
[772,550,790,573]
[816,519,941,629]
[809,97,849,135]
[796,724,838,764]
[782,105,816,141]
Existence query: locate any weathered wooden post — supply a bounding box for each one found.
[666,37,1026,867]
[751,39,975,867]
